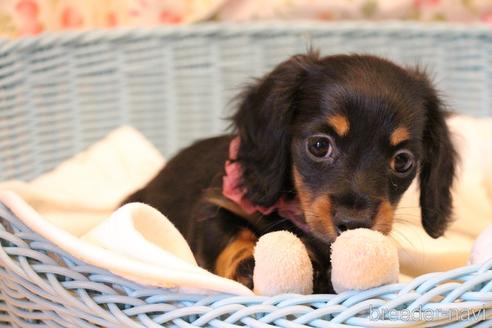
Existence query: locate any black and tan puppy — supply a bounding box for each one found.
[124,52,456,293]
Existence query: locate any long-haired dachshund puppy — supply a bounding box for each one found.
[123,52,456,293]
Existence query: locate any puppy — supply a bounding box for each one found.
[123,52,456,293]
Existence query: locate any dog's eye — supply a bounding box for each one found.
[391,150,415,175]
[306,135,334,159]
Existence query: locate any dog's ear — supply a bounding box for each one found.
[415,72,457,238]
[232,52,320,207]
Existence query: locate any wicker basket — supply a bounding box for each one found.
[1,22,492,327]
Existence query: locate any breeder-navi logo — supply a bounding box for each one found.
[369,306,487,322]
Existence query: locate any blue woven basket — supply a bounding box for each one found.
[1,22,492,327]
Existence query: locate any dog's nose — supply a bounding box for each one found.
[334,218,372,235]
[331,193,375,235]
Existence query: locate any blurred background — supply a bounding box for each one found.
[1,0,492,38]
[1,0,492,180]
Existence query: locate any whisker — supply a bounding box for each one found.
[393,219,414,226]
[393,213,421,218]
[390,228,416,249]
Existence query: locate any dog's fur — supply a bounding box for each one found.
[124,53,456,293]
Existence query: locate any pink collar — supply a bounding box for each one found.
[222,137,310,232]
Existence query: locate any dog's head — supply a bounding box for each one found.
[232,52,456,243]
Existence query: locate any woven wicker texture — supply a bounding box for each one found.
[1,22,492,327]
[1,204,491,327]
[1,22,492,181]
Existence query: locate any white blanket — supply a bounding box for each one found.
[0,117,490,294]
[0,127,253,296]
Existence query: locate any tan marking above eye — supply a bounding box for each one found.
[327,115,350,137]
[390,127,410,146]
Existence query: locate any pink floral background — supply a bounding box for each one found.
[1,0,492,38]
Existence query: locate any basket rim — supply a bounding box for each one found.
[1,20,492,53]
[1,200,492,327]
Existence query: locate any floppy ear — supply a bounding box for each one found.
[417,76,457,238]
[232,52,319,207]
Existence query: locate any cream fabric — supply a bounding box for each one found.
[0,126,253,295]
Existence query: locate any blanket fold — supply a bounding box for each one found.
[0,126,253,295]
